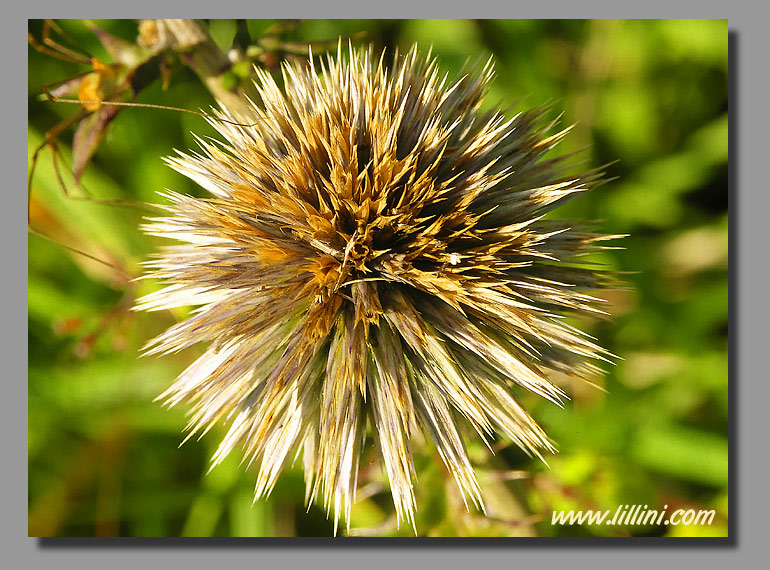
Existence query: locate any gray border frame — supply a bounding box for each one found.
[17,5,756,569]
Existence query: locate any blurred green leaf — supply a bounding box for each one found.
[230,489,272,537]
[631,424,728,487]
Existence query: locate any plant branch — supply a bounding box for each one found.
[140,19,255,117]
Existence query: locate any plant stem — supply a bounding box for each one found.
[141,19,255,117]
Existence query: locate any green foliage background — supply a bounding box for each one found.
[28,19,729,537]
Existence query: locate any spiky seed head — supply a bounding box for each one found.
[136,44,619,533]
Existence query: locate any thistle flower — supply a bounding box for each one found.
[136,44,618,532]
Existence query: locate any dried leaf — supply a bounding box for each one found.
[71,103,120,181]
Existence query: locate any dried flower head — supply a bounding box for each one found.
[136,44,617,532]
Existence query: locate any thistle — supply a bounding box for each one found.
[136,44,618,532]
